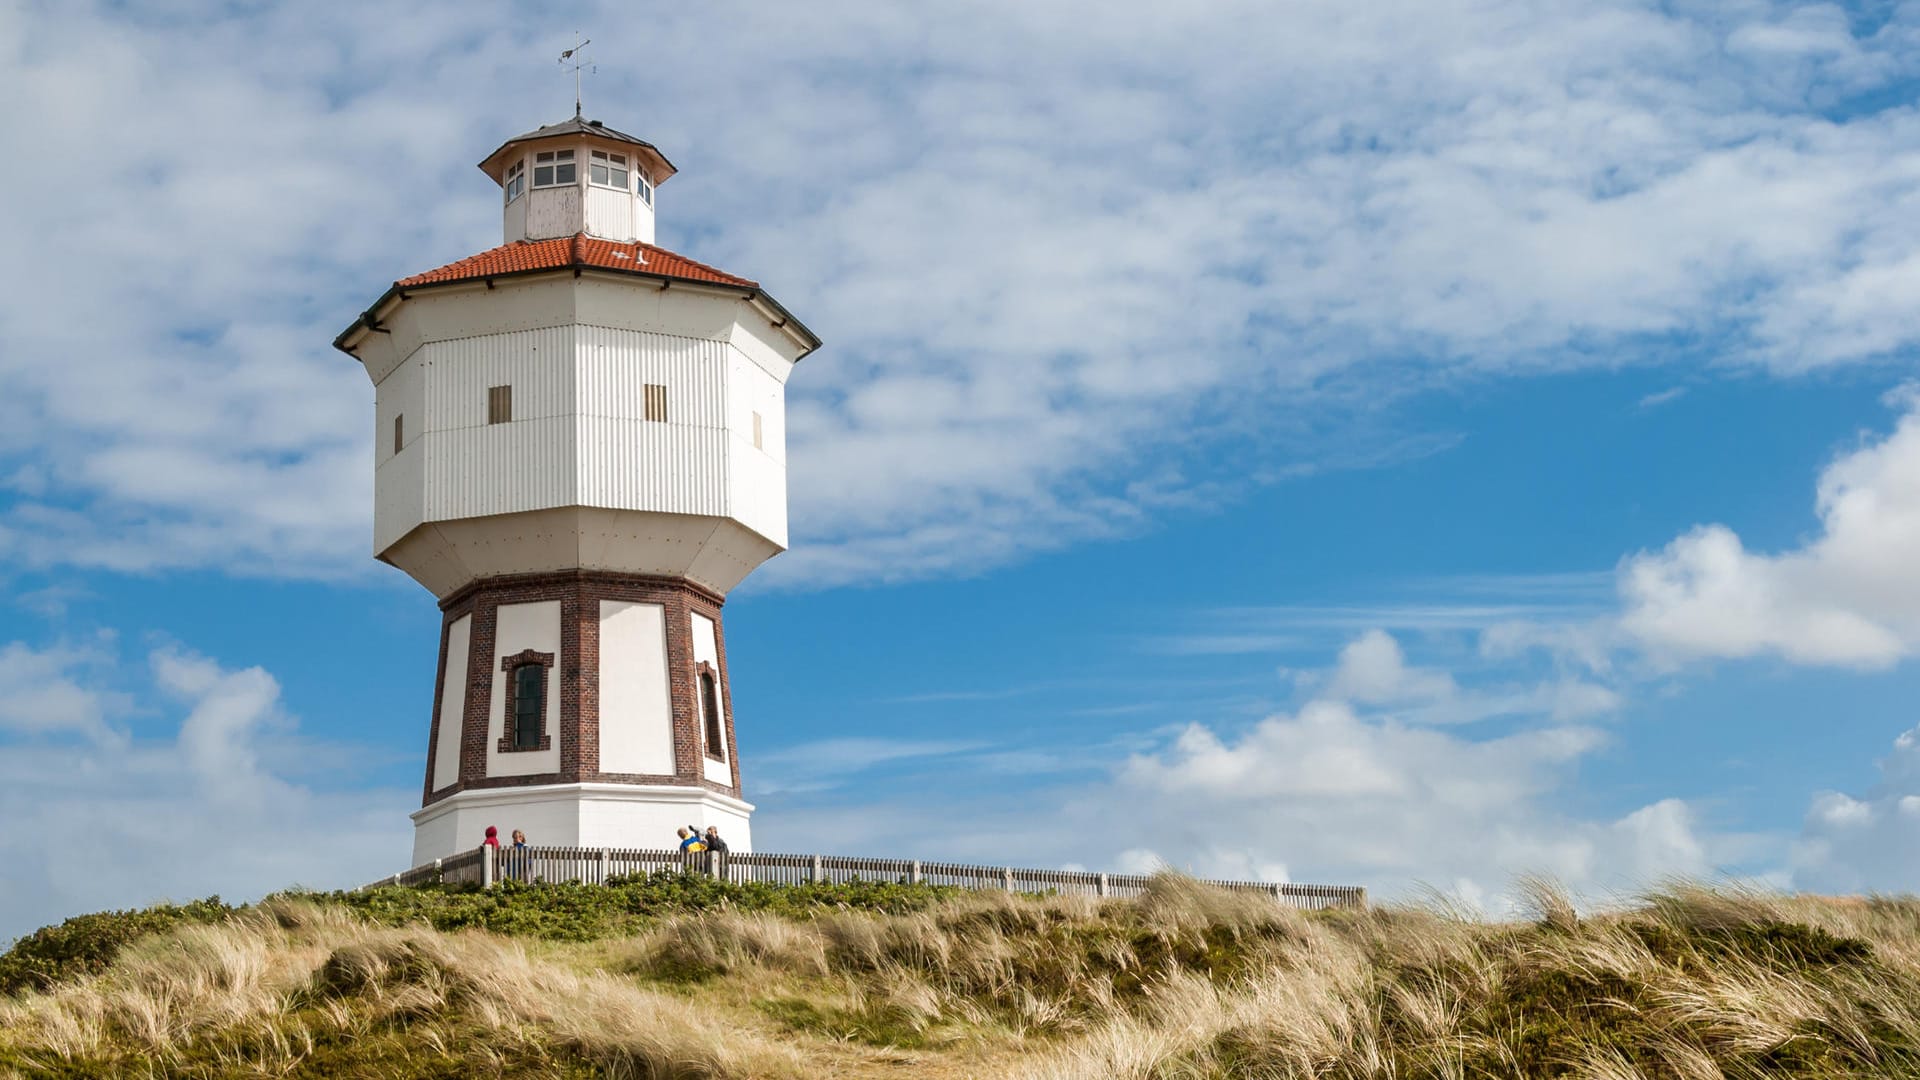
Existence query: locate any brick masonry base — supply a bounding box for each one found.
[421,570,745,809]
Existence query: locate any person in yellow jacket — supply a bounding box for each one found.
[676,826,707,853]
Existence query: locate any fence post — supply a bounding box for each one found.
[708,850,723,880]
[599,848,611,884]
[810,854,823,884]
[391,873,401,887]
[1002,867,1014,892]
[433,858,443,885]
[481,847,495,890]
[1097,873,1108,898]
[909,860,921,885]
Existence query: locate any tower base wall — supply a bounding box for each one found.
[411,782,754,865]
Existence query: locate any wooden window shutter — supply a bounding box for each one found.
[488,385,512,424]
[644,383,668,423]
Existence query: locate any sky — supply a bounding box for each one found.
[3,0,1920,939]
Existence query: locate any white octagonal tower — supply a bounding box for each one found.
[335,114,818,864]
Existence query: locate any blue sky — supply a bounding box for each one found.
[4,0,1920,938]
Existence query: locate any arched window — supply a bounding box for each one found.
[497,649,553,753]
[513,664,544,750]
[699,669,725,761]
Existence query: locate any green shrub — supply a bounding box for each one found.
[303,871,962,941]
[0,897,235,996]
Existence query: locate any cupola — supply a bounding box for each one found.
[478,116,677,246]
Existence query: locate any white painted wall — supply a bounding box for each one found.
[690,611,733,786]
[431,614,471,792]
[367,276,806,600]
[411,782,754,864]
[526,184,583,241]
[487,600,562,778]
[597,600,675,775]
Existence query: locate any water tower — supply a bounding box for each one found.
[334,113,818,863]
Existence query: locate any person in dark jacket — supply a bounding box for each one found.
[703,826,729,853]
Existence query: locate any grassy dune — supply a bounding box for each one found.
[2,874,1918,1078]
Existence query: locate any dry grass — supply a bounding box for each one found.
[4,876,1920,1078]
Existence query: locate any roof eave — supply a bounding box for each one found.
[476,130,678,185]
[335,265,819,360]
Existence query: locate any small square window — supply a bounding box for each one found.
[393,413,404,454]
[644,383,668,423]
[751,411,763,449]
[488,385,512,424]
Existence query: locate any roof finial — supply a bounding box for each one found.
[559,32,594,119]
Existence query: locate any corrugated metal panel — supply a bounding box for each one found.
[576,326,728,426]
[425,418,576,520]
[419,327,578,523]
[583,186,634,243]
[374,439,426,553]
[422,327,575,431]
[575,325,731,516]
[576,419,728,515]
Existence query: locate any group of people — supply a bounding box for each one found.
[476,824,731,860]
[676,825,729,853]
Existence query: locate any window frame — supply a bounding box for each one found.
[497,649,555,753]
[588,149,630,191]
[532,148,577,189]
[393,413,404,455]
[488,385,512,425]
[503,159,525,203]
[636,171,653,206]
[697,663,726,762]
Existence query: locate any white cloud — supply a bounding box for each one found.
[0,639,126,744]
[1795,724,1920,894]
[4,2,1920,586]
[0,640,410,942]
[1619,389,1920,668]
[756,631,1715,911]
[1323,629,1459,705]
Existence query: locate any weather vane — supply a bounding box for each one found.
[559,32,594,118]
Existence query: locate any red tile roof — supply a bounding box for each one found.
[396,234,757,290]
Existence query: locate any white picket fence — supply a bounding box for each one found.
[366,846,1367,910]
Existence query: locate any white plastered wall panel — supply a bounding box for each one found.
[431,614,472,792]
[487,600,563,778]
[411,784,753,863]
[575,325,731,516]
[690,611,732,785]
[597,600,675,775]
[571,278,740,342]
[394,280,581,353]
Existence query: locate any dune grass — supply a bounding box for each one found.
[2,874,1917,1078]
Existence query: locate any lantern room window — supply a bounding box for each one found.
[503,160,525,203]
[589,150,629,190]
[533,149,576,188]
[637,173,653,206]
